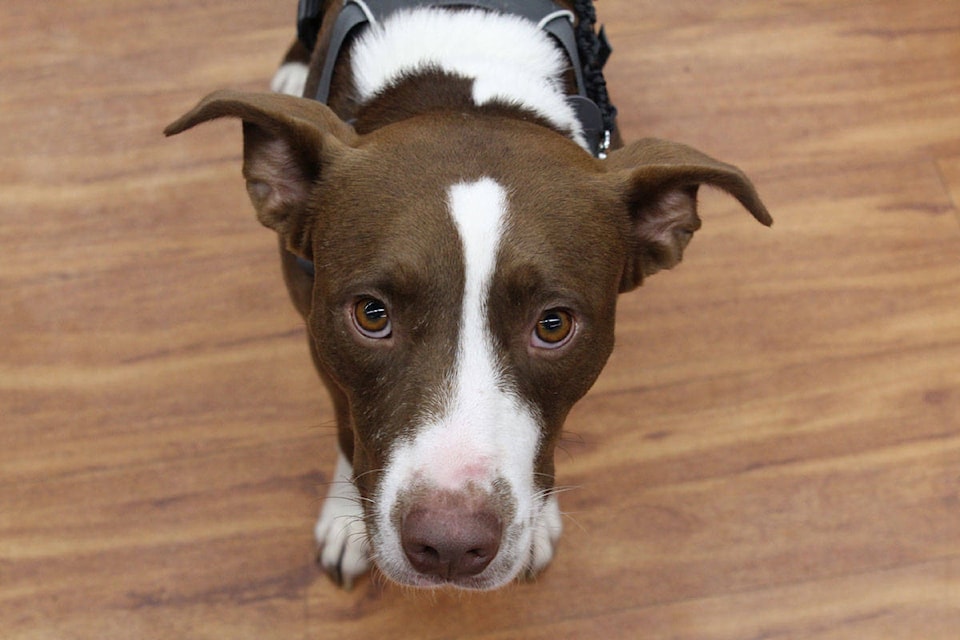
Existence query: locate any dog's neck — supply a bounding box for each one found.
[306,0,609,155]
[351,7,587,148]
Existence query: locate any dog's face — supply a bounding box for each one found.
[166,91,770,588]
[309,116,625,587]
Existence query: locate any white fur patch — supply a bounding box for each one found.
[270,61,308,97]
[371,179,548,588]
[350,8,587,150]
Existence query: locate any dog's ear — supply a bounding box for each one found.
[605,138,772,292]
[164,90,358,257]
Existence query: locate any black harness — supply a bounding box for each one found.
[295,0,616,156]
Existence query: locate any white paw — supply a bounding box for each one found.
[527,493,563,578]
[314,453,371,590]
[270,61,309,97]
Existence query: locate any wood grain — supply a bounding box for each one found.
[2,1,958,638]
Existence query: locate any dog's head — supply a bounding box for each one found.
[166,91,770,589]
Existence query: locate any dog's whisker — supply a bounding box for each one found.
[351,467,385,483]
[554,430,589,463]
[537,484,581,498]
[558,508,586,533]
[301,419,340,435]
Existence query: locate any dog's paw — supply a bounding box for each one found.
[270,61,308,97]
[314,454,371,590]
[525,493,563,579]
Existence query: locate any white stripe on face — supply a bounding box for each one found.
[372,178,543,587]
[438,178,540,494]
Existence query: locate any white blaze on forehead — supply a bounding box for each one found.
[432,178,541,490]
[449,177,508,394]
[375,179,540,500]
[350,7,587,150]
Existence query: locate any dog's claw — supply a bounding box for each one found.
[315,547,360,591]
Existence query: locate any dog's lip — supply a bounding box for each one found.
[400,572,501,591]
[384,556,515,591]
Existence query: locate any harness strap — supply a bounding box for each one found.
[296,255,316,278]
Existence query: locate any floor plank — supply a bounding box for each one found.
[2,0,958,638]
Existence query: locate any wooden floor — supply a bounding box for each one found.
[2,1,958,638]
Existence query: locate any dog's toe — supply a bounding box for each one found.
[314,455,371,590]
[525,493,563,579]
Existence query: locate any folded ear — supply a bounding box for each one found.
[164,90,358,258]
[605,138,772,292]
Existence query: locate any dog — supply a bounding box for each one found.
[165,0,771,591]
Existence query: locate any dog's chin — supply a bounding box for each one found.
[396,572,511,591]
[374,549,527,591]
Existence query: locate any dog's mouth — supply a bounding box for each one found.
[400,569,508,591]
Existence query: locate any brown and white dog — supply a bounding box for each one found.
[166,0,771,591]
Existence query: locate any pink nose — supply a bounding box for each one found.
[401,501,502,580]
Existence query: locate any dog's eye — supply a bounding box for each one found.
[352,297,392,339]
[532,309,575,348]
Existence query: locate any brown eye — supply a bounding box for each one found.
[353,297,391,338]
[533,309,574,348]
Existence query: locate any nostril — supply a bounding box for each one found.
[407,543,440,565]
